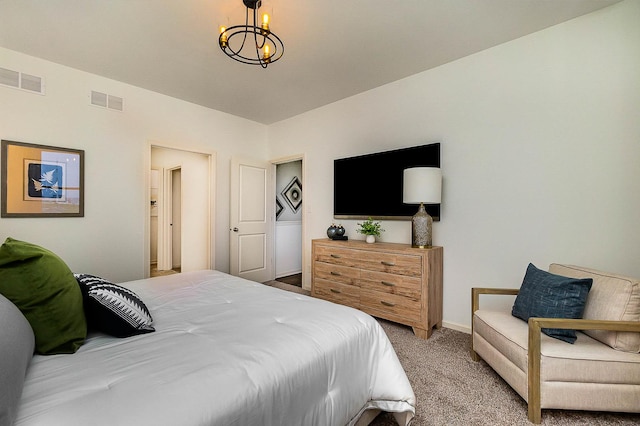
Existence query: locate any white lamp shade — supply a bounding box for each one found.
[403,167,442,204]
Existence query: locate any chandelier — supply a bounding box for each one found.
[218,0,284,68]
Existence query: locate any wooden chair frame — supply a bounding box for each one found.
[471,287,640,424]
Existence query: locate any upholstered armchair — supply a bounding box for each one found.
[471,264,640,423]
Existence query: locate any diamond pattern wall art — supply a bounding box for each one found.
[281,176,302,213]
[276,197,284,219]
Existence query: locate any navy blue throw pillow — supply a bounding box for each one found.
[74,274,155,338]
[512,263,593,343]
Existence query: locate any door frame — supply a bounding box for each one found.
[270,154,307,289]
[144,142,216,278]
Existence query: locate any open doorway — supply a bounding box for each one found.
[149,146,213,277]
[274,158,303,288]
[150,166,182,276]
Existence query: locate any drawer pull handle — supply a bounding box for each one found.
[381,301,395,307]
[330,271,342,276]
[330,254,342,259]
[381,261,395,267]
[330,288,342,294]
[381,281,395,287]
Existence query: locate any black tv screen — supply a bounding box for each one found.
[333,143,440,220]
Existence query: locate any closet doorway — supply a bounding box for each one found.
[273,157,303,288]
[150,146,213,276]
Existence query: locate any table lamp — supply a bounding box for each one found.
[403,167,442,248]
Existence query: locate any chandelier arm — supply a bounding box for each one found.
[253,7,267,49]
[235,6,251,55]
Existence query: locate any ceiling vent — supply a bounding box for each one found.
[90,90,124,112]
[0,67,45,94]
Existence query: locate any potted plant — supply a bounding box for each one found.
[356,217,384,243]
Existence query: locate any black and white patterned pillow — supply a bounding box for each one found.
[74,274,155,337]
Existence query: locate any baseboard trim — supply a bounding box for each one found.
[443,321,471,334]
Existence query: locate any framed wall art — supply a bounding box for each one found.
[281,176,302,213]
[1,140,84,217]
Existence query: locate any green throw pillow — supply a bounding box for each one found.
[0,237,86,354]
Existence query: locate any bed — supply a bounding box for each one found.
[8,269,416,426]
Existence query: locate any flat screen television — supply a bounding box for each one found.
[333,143,440,220]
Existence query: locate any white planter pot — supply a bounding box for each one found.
[366,235,375,244]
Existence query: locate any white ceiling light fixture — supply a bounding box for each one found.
[218,0,284,68]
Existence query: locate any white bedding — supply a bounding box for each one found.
[15,270,415,426]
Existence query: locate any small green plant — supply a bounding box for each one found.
[356,217,384,237]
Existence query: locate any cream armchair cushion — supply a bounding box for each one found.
[473,310,640,411]
[549,264,640,352]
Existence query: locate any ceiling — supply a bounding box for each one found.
[0,0,621,124]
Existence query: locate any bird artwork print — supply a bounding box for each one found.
[27,162,63,199]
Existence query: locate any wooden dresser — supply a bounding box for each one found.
[311,239,443,339]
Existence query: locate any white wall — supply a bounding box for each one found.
[0,47,267,281]
[267,0,640,330]
[275,221,302,278]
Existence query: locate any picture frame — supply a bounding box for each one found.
[1,140,84,217]
[281,176,302,213]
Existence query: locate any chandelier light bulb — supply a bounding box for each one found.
[263,44,271,62]
[219,26,228,45]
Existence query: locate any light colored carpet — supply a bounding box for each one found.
[263,281,640,425]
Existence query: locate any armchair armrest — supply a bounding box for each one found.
[471,287,519,314]
[527,318,640,424]
[470,288,520,362]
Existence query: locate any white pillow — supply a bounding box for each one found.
[0,293,35,426]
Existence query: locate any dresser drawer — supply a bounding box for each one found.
[359,269,421,300]
[314,245,362,268]
[314,262,359,286]
[358,252,422,277]
[312,278,360,306]
[360,289,421,324]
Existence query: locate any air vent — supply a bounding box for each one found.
[108,94,123,111]
[91,91,108,107]
[91,90,123,111]
[0,67,45,94]
[0,67,19,88]
[20,73,43,93]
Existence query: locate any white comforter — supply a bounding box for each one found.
[15,270,415,426]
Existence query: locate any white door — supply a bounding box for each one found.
[158,166,180,271]
[230,157,273,282]
[171,168,182,269]
[157,167,170,270]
